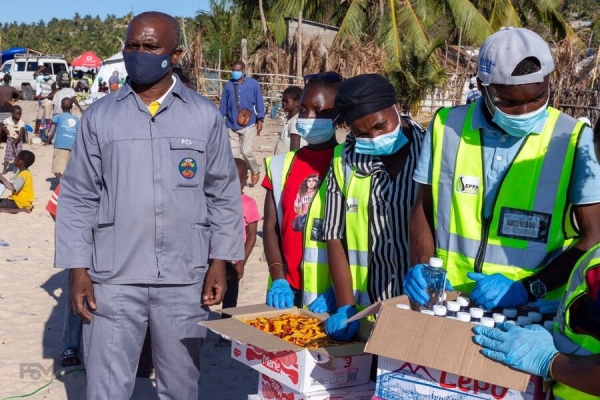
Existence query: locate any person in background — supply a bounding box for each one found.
[406,27,600,310]
[322,74,425,341]
[108,71,121,93]
[98,78,108,93]
[466,81,482,104]
[0,75,21,112]
[48,98,80,179]
[54,12,243,399]
[222,158,261,311]
[0,150,35,213]
[34,67,56,140]
[2,105,26,174]
[262,72,342,310]
[220,61,265,186]
[274,85,304,155]
[52,71,84,116]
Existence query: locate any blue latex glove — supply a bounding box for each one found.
[473,322,559,378]
[468,272,528,309]
[308,286,337,313]
[325,305,360,341]
[533,299,560,315]
[403,264,454,305]
[266,279,294,309]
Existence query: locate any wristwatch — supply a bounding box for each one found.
[525,278,547,300]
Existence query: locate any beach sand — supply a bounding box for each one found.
[0,99,349,400]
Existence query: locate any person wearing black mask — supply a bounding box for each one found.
[54,11,244,399]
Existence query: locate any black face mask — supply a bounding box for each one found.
[123,51,172,85]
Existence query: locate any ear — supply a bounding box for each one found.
[171,47,183,66]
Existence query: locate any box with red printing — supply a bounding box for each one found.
[201,304,373,393]
[258,373,375,399]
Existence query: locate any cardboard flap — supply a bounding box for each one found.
[347,297,401,323]
[220,304,281,316]
[365,297,531,392]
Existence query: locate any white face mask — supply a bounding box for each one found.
[295,117,337,144]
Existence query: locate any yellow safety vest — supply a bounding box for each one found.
[431,104,582,294]
[331,144,372,309]
[264,151,331,307]
[552,244,600,400]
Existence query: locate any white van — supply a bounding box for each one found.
[0,53,69,91]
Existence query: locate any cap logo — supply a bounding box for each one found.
[479,58,495,74]
[161,60,168,69]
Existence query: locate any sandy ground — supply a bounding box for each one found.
[0,99,349,400]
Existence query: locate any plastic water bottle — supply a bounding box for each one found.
[446,301,460,317]
[502,308,518,320]
[492,313,506,324]
[433,305,447,317]
[470,308,484,323]
[422,257,447,309]
[479,317,495,327]
[528,311,543,323]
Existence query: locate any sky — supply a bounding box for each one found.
[1,0,211,24]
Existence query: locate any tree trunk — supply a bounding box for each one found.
[258,0,271,48]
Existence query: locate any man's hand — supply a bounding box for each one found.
[467,272,528,309]
[234,261,245,281]
[202,260,227,305]
[256,120,263,136]
[70,268,96,321]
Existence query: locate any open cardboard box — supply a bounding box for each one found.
[201,304,373,393]
[351,294,538,394]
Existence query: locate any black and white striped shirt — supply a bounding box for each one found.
[323,116,424,303]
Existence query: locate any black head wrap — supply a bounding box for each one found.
[334,74,397,125]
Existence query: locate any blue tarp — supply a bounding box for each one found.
[1,47,27,63]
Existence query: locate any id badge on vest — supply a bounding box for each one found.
[498,207,551,243]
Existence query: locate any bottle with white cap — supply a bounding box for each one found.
[456,296,470,312]
[396,303,411,310]
[517,316,532,327]
[492,313,506,324]
[421,257,447,309]
[479,317,495,327]
[470,308,484,323]
[502,308,518,320]
[421,309,435,316]
[527,311,543,323]
[457,312,471,323]
[544,320,555,331]
[446,301,460,317]
[433,305,447,317]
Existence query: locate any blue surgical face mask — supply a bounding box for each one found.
[231,70,243,81]
[296,117,336,145]
[123,51,171,85]
[484,87,549,137]
[354,115,408,156]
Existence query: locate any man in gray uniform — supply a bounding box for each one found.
[54,12,244,400]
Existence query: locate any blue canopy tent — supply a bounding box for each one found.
[0,47,27,63]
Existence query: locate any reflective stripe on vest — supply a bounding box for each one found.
[552,244,600,400]
[332,144,372,309]
[264,151,331,307]
[432,104,581,293]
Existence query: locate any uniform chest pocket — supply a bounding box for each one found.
[170,138,206,189]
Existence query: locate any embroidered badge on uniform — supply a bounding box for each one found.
[179,158,197,179]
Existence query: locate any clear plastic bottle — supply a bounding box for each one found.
[421,257,447,309]
[492,313,506,324]
[433,305,447,317]
[479,317,495,327]
[528,311,543,323]
[503,308,518,320]
[446,301,460,317]
[456,296,470,311]
[457,312,471,323]
[470,308,484,323]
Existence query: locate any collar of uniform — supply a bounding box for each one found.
[470,96,544,135]
[117,74,188,103]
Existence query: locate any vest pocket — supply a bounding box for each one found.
[192,222,211,267]
[170,138,205,190]
[92,224,115,273]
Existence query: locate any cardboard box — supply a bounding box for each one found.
[258,373,375,400]
[201,304,373,393]
[353,295,539,394]
[373,356,541,400]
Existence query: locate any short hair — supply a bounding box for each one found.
[283,86,302,101]
[17,150,35,168]
[233,61,245,69]
[61,97,73,110]
[11,105,21,113]
[42,67,51,75]
[130,12,180,48]
[305,76,341,94]
[511,57,541,77]
[3,74,11,83]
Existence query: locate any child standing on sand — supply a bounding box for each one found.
[1,105,26,175]
[274,86,304,155]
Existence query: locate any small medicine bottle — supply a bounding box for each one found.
[517,316,532,327]
[433,305,447,317]
[396,304,410,310]
[544,320,555,331]
[446,301,460,317]
[502,308,518,320]
[479,317,495,327]
[457,312,471,323]
[456,296,470,311]
[470,307,484,323]
[421,309,435,316]
[527,311,543,323]
[492,313,506,324]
